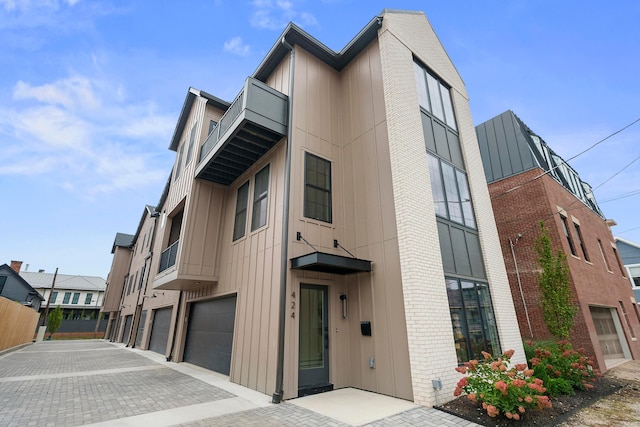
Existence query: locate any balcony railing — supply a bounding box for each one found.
[158,240,179,273]
[195,77,288,185]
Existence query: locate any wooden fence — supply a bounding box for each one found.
[0,296,39,351]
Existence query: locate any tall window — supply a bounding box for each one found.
[251,165,270,231]
[573,223,589,261]
[304,152,332,223]
[597,239,612,271]
[174,142,185,180]
[233,182,250,241]
[613,247,626,277]
[63,292,71,304]
[72,292,80,304]
[428,154,475,228]
[185,121,198,165]
[560,215,577,256]
[414,61,457,130]
[208,120,218,135]
[85,293,93,304]
[446,278,500,364]
[50,291,58,303]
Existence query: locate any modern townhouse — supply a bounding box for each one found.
[476,110,640,371]
[105,9,524,406]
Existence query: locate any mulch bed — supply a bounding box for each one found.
[434,377,623,426]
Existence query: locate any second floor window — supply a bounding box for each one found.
[251,165,270,231]
[63,292,71,304]
[50,291,58,303]
[85,293,93,304]
[304,152,332,223]
[233,182,249,241]
[72,292,80,304]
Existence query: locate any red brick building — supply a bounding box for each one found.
[476,110,640,372]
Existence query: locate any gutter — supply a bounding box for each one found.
[272,35,295,404]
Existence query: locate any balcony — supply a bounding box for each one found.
[196,77,288,185]
[159,240,179,273]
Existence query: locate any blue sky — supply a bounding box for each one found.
[1,0,639,278]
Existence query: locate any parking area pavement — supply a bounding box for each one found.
[0,340,477,426]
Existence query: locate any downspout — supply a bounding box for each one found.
[510,236,533,338]
[273,35,295,404]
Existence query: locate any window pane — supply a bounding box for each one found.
[63,292,71,304]
[174,143,185,180]
[461,281,485,360]
[446,279,469,364]
[72,292,80,304]
[428,155,447,217]
[440,84,457,130]
[456,169,476,229]
[251,165,270,231]
[304,153,332,223]
[477,283,500,356]
[85,293,93,304]
[426,73,444,121]
[442,162,463,224]
[51,291,57,303]
[414,62,429,111]
[233,182,249,241]
[185,121,197,165]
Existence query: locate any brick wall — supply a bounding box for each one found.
[489,168,640,371]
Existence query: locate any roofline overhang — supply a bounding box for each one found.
[253,14,383,82]
[168,88,232,152]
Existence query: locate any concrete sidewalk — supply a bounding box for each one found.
[0,340,476,426]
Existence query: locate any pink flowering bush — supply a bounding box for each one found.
[523,340,602,397]
[454,350,551,421]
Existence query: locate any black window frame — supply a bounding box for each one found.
[85,293,93,305]
[51,291,58,303]
[233,181,250,241]
[573,222,589,261]
[63,292,71,304]
[71,292,80,304]
[560,215,577,256]
[428,154,476,229]
[251,165,270,232]
[304,152,332,223]
[446,277,501,364]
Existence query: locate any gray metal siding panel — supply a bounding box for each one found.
[476,123,494,182]
[183,296,237,375]
[437,221,456,274]
[493,115,513,178]
[148,307,173,354]
[500,112,524,173]
[484,119,504,182]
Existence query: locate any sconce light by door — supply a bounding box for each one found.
[340,294,347,318]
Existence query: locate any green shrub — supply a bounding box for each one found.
[454,350,551,420]
[523,340,600,397]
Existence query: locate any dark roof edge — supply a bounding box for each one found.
[111,233,135,254]
[0,263,46,300]
[253,13,383,81]
[168,88,231,151]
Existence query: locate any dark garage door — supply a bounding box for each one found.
[183,296,237,375]
[121,315,133,344]
[148,307,173,355]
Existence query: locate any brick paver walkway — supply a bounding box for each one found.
[0,340,477,426]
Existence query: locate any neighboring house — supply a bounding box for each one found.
[615,236,640,302]
[102,232,135,340]
[476,110,640,372]
[19,268,106,320]
[104,9,524,406]
[0,261,44,311]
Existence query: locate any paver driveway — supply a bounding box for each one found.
[0,340,476,426]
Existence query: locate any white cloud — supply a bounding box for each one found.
[223,36,251,56]
[250,0,317,30]
[13,76,100,110]
[0,0,78,12]
[1,73,174,197]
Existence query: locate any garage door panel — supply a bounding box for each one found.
[148,307,172,355]
[183,296,237,375]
